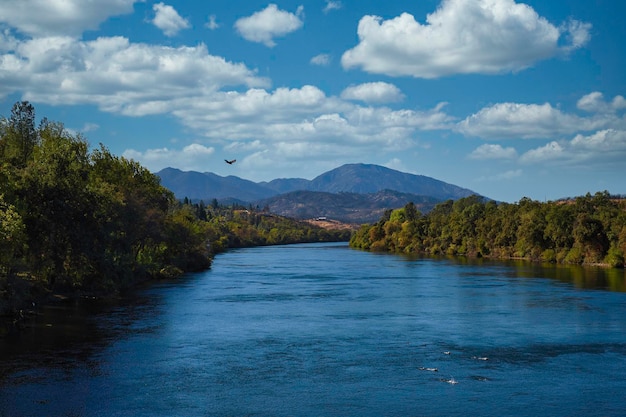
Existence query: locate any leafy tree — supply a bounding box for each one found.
[0,194,26,277]
[0,101,38,167]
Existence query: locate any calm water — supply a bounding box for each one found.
[1,242,626,416]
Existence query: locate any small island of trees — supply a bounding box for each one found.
[350,194,626,268]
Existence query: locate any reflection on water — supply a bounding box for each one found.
[0,292,159,380]
[408,253,626,292]
[1,243,626,417]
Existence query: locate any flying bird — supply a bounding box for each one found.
[225,159,236,165]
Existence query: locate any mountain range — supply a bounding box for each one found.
[157,163,480,223]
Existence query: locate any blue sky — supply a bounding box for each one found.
[1,0,624,202]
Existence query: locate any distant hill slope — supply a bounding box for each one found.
[256,189,442,224]
[156,163,482,223]
[158,167,276,201]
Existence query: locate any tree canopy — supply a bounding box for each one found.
[350,193,626,268]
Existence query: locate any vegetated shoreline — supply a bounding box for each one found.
[0,232,351,337]
[353,235,625,270]
[350,193,626,270]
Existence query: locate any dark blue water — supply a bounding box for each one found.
[2,243,626,416]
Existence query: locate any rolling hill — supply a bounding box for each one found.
[157,163,481,223]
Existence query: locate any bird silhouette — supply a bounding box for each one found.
[225,159,236,165]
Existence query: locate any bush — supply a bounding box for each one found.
[604,247,625,268]
[564,247,583,264]
[541,249,556,263]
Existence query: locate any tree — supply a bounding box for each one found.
[0,194,26,277]
[18,122,93,288]
[0,101,38,167]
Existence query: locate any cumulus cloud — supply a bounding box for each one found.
[0,24,454,161]
[341,0,591,78]
[310,53,331,66]
[163,86,452,157]
[520,141,566,163]
[151,3,190,37]
[340,82,405,104]
[458,102,584,139]
[520,129,626,165]
[123,143,215,172]
[570,129,626,152]
[0,0,137,37]
[577,92,626,113]
[458,91,626,140]
[234,4,304,47]
[468,144,517,160]
[0,35,269,110]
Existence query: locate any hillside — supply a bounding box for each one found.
[156,163,481,223]
[256,190,442,223]
[158,167,276,201]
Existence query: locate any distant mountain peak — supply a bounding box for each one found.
[156,163,482,223]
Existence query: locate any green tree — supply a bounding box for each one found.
[0,101,39,167]
[0,194,26,277]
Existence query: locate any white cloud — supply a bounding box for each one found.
[159,86,451,160]
[323,1,342,14]
[123,143,215,172]
[520,129,626,165]
[459,102,594,139]
[151,3,190,37]
[560,19,592,52]
[577,92,626,113]
[469,144,517,160]
[341,0,590,78]
[340,82,404,104]
[205,15,219,30]
[310,53,331,66]
[519,141,565,163]
[458,91,626,140]
[570,129,626,152]
[0,35,269,108]
[0,0,137,37]
[234,4,304,47]
[0,24,452,159]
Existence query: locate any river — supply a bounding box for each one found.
[1,242,626,416]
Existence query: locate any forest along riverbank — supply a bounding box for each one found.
[350,193,626,268]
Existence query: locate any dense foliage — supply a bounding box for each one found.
[0,102,212,306]
[190,200,351,253]
[0,102,348,314]
[350,194,626,268]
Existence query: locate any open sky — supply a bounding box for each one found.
[1,0,624,202]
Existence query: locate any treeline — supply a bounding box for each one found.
[0,102,348,313]
[192,202,351,252]
[350,193,626,268]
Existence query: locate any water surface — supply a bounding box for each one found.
[1,243,626,416]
